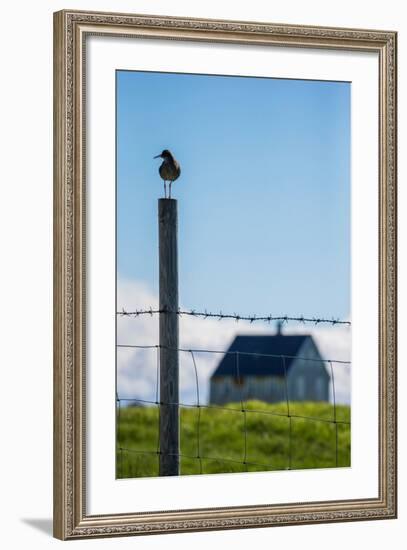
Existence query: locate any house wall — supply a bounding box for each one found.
[210,375,287,405]
[287,339,330,402]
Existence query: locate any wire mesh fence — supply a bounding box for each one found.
[116,315,351,478]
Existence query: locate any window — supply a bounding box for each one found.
[296,376,305,399]
[315,377,324,400]
[233,376,244,386]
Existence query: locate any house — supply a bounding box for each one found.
[209,328,330,405]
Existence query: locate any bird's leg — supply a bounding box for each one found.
[164,181,167,198]
[169,181,172,199]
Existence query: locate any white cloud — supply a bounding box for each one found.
[117,278,351,405]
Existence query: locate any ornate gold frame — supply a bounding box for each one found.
[53,9,397,540]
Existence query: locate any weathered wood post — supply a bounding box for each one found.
[158,198,180,475]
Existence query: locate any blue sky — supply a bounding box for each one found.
[116,70,350,320]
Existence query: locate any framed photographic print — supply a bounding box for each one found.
[53,9,397,540]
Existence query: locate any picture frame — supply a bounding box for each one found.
[53,9,397,540]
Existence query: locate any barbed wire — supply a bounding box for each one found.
[116,345,351,478]
[117,307,351,326]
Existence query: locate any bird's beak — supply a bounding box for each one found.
[153,154,161,159]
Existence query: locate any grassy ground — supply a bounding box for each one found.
[116,400,350,478]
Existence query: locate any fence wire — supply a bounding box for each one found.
[116,342,351,478]
[118,307,351,326]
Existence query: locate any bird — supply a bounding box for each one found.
[153,149,181,199]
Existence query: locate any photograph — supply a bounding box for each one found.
[0,0,402,545]
[52,9,397,539]
[115,69,352,479]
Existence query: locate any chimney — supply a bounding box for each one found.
[276,320,283,335]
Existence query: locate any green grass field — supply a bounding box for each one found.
[116,400,350,478]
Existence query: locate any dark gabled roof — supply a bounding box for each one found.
[211,334,317,378]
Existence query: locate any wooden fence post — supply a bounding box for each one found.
[158,198,180,475]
